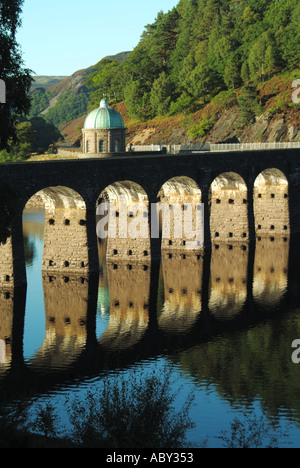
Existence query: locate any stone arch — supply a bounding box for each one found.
[210,172,248,243]
[157,176,202,251]
[24,186,89,273]
[96,181,150,262]
[254,168,290,238]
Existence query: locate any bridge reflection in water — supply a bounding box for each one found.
[0,227,296,403]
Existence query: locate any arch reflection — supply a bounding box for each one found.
[209,243,248,320]
[0,288,14,369]
[28,274,91,371]
[0,238,14,289]
[158,251,203,333]
[99,260,150,350]
[253,237,289,308]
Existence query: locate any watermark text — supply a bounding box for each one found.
[0,79,6,104]
[292,79,300,104]
[291,340,300,364]
[96,202,204,250]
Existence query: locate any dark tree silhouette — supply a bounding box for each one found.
[0,0,33,150]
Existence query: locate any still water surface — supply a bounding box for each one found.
[2,209,300,447]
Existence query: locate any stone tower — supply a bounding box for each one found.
[82,98,126,156]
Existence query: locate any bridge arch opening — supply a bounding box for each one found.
[96,181,151,346]
[210,172,248,243]
[157,176,202,251]
[96,181,150,263]
[254,169,290,238]
[23,186,89,274]
[22,187,92,364]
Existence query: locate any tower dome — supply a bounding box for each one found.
[82,97,126,155]
[84,98,124,130]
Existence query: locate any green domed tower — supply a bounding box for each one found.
[82,98,126,155]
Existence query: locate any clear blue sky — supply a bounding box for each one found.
[17,0,178,76]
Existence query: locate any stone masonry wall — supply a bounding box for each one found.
[82,128,126,154]
[254,183,290,237]
[210,186,249,244]
[43,208,89,274]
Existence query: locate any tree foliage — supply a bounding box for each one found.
[0,121,35,162]
[0,183,20,245]
[0,0,32,150]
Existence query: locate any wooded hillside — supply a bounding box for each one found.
[87,0,299,120]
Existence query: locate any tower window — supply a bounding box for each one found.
[114,138,120,152]
[99,140,105,153]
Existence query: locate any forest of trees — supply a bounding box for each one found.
[86,0,299,120]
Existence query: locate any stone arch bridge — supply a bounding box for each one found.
[0,149,299,287]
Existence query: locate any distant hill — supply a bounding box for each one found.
[31,76,68,90]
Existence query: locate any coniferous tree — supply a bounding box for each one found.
[224,56,241,89]
[150,72,173,115]
[237,84,262,126]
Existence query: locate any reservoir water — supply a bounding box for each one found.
[1,208,300,447]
